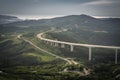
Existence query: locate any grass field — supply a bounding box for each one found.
[22,52,55,62]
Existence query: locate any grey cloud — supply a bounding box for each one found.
[82,0,120,6]
[0,0,120,18]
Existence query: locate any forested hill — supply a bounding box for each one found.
[2,14,120,29]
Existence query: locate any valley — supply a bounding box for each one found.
[0,14,120,80]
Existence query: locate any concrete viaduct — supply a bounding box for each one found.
[37,32,120,64]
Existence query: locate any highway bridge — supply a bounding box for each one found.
[37,32,120,64]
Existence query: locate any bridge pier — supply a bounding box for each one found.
[70,45,74,52]
[55,43,58,47]
[88,47,92,61]
[46,41,49,44]
[50,42,54,46]
[115,49,118,64]
[61,44,65,48]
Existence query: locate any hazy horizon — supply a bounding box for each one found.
[1,14,120,20]
[17,14,120,20]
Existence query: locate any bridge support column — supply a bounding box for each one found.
[61,44,65,48]
[70,45,74,52]
[50,42,54,46]
[46,41,49,44]
[55,43,58,47]
[89,47,92,61]
[115,49,118,64]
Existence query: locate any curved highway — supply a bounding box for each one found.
[37,32,120,49]
[17,34,90,75]
[17,34,78,65]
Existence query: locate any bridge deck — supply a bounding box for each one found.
[37,33,120,49]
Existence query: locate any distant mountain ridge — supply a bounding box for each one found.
[0,15,22,24]
[0,15,17,19]
[2,14,119,28]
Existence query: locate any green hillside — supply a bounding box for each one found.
[0,14,120,80]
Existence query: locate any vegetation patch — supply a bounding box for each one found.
[22,52,55,62]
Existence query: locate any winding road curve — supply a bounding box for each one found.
[37,32,120,49]
[17,34,89,75]
[17,34,78,65]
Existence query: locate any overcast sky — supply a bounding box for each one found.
[0,0,120,19]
